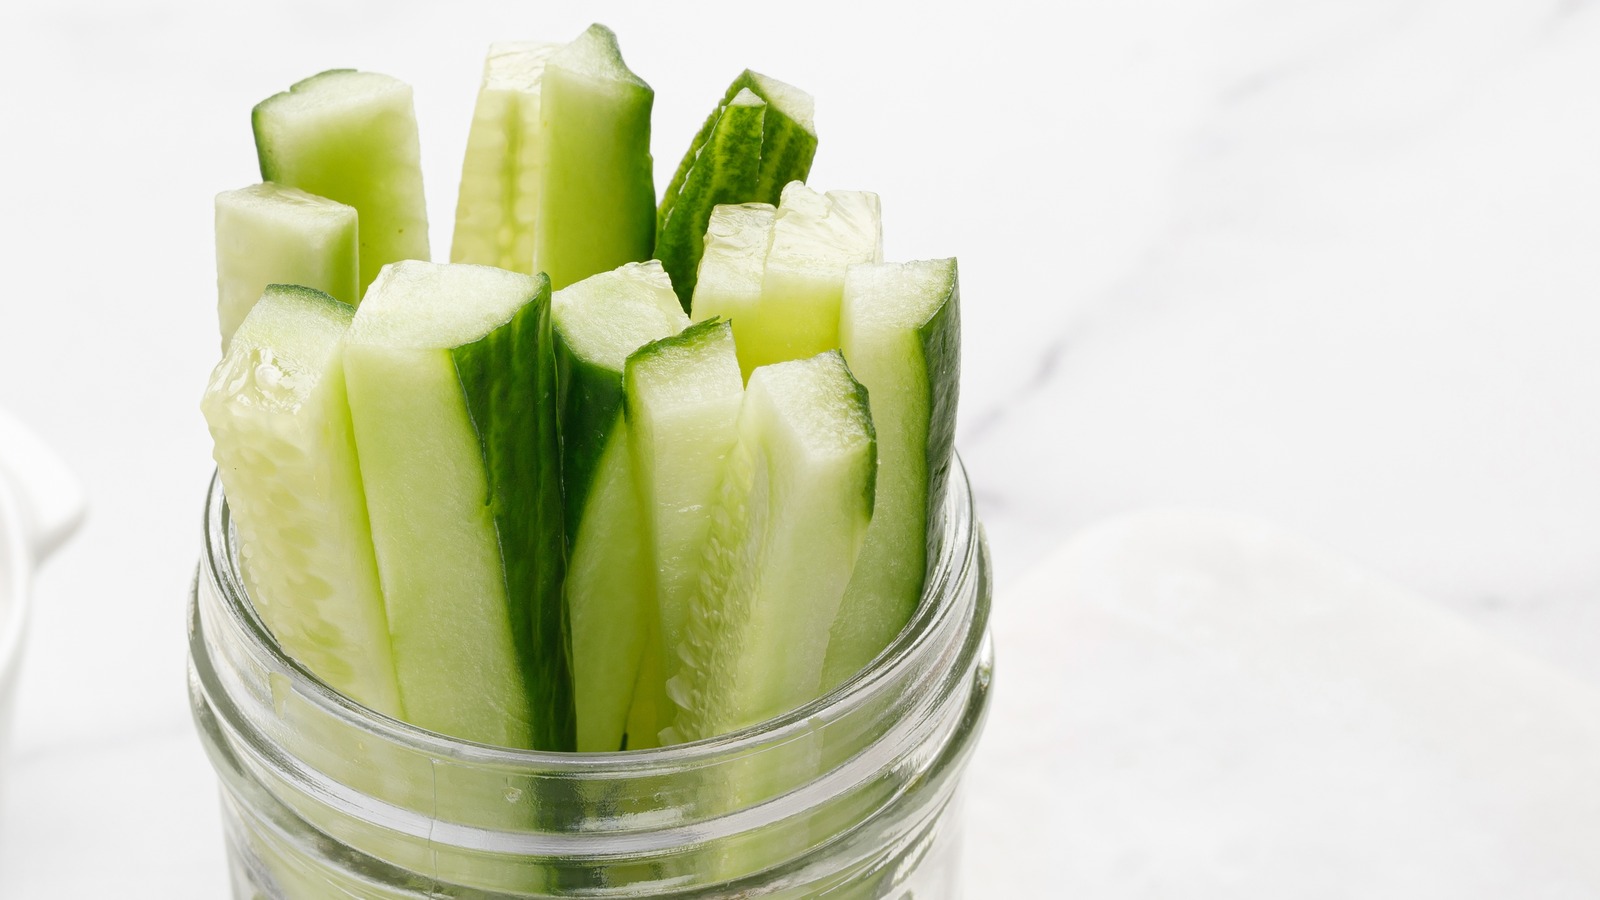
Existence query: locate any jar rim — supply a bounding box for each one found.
[198,455,986,772]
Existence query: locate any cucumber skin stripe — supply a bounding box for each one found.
[452,276,575,752]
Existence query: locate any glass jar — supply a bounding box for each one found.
[187,459,993,899]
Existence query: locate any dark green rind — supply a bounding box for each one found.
[655,70,817,311]
[553,334,628,543]
[654,95,765,310]
[739,72,819,202]
[839,353,880,519]
[916,266,961,576]
[623,316,731,377]
[450,273,575,752]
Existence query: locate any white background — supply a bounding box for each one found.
[2,0,1599,895]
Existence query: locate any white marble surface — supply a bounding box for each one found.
[1,0,1598,895]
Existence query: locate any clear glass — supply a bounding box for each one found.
[188,458,993,899]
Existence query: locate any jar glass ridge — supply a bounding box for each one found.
[188,457,993,898]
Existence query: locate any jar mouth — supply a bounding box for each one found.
[196,454,987,773]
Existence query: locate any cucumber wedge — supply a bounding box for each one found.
[201,284,402,718]
[449,41,562,274]
[344,261,569,750]
[623,320,744,741]
[539,25,655,287]
[553,261,689,752]
[687,202,776,344]
[822,259,960,689]
[450,25,655,289]
[656,70,818,310]
[693,184,882,378]
[654,90,765,311]
[666,351,875,743]
[213,183,357,352]
[253,70,430,293]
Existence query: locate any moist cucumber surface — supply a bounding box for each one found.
[451,25,654,290]
[666,350,876,743]
[552,261,689,752]
[753,183,883,372]
[202,284,402,718]
[688,201,777,355]
[343,261,569,750]
[213,183,357,351]
[692,184,882,378]
[623,319,745,741]
[822,258,961,689]
[253,69,430,292]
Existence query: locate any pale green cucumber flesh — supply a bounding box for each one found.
[822,259,960,690]
[565,424,650,752]
[214,183,358,352]
[693,184,882,379]
[536,24,655,288]
[622,630,664,750]
[687,201,776,350]
[654,90,765,310]
[253,69,430,292]
[623,319,745,740]
[739,183,883,375]
[450,42,561,273]
[667,350,875,743]
[344,261,568,750]
[553,260,688,752]
[202,285,403,718]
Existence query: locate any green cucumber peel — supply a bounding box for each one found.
[657,70,818,310]
[252,69,430,293]
[654,90,765,309]
[344,261,570,750]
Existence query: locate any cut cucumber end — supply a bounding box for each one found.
[253,69,430,292]
[549,23,648,89]
[214,183,358,352]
